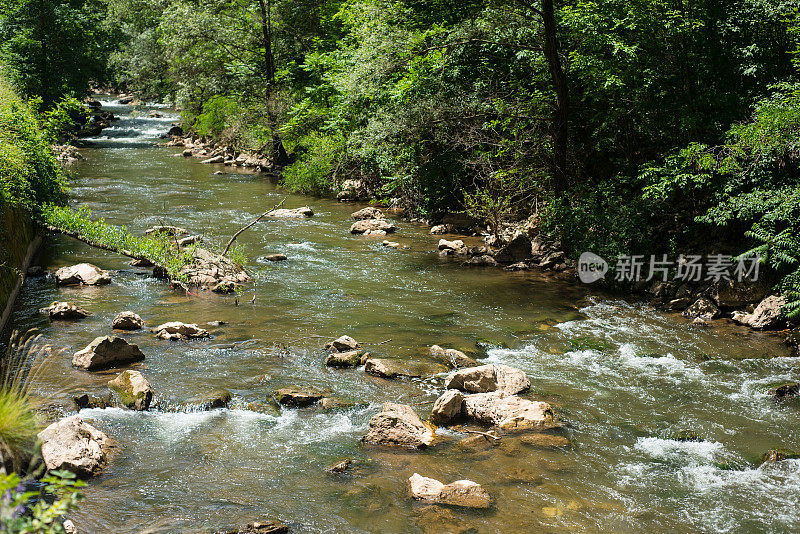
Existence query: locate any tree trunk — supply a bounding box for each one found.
[255,0,290,167]
[541,0,569,191]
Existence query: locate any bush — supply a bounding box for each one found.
[0,470,85,534]
[281,132,344,195]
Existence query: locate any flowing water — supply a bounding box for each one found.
[5,100,800,533]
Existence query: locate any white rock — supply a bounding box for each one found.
[38,416,110,477]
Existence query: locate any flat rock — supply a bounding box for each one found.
[350,219,396,235]
[362,403,434,448]
[108,370,153,410]
[46,301,91,320]
[732,295,786,330]
[463,392,561,431]
[364,358,447,379]
[408,473,492,509]
[266,207,314,218]
[325,350,366,368]
[153,321,209,340]
[54,263,111,286]
[324,335,359,352]
[72,336,145,371]
[351,207,384,220]
[273,386,326,407]
[430,345,478,369]
[445,364,530,394]
[112,311,143,330]
[38,416,110,478]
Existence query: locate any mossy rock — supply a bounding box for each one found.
[761,448,800,463]
[764,382,800,398]
[667,430,702,442]
[568,335,615,352]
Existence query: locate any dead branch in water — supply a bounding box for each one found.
[462,429,500,440]
[222,197,286,255]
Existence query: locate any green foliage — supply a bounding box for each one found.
[40,97,90,143]
[194,96,239,140]
[41,205,197,282]
[281,133,344,195]
[0,470,85,533]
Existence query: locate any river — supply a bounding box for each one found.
[5,99,800,533]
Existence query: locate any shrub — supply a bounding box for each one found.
[281,132,344,195]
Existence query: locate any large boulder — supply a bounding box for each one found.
[108,370,153,410]
[266,207,314,218]
[429,345,477,369]
[493,235,532,264]
[54,263,111,286]
[37,416,111,478]
[112,311,144,330]
[430,390,465,425]
[682,297,721,320]
[709,279,770,309]
[364,358,447,379]
[444,364,530,394]
[362,403,435,448]
[732,295,786,330]
[324,335,360,352]
[351,207,384,220]
[153,321,209,340]
[46,301,91,320]
[408,473,492,509]
[462,392,561,431]
[273,386,326,407]
[72,336,145,371]
[350,219,396,235]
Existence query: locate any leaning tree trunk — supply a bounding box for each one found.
[256,0,290,167]
[541,0,569,192]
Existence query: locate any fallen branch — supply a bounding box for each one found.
[462,429,500,440]
[43,224,167,269]
[222,197,286,255]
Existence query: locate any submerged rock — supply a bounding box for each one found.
[325,350,366,368]
[266,207,314,218]
[54,263,111,286]
[188,389,233,409]
[463,255,498,267]
[445,364,530,395]
[351,207,384,220]
[462,392,561,431]
[38,416,111,478]
[362,403,435,448]
[153,321,209,340]
[350,219,396,235]
[46,301,91,320]
[364,358,447,379]
[429,345,478,369]
[325,335,360,352]
[408,473,492,509]
[273,386,326,407]
[325,458,352,473]
[72,336,145,371]
[732,295,786,330]
[768,382,800,399]
[112,311,144,330]
[108,370,153,410]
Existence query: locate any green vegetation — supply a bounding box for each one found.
[0,470,85,533]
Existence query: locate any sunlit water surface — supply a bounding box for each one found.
[6,99,799,533]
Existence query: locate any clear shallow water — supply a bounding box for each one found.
[6,99,799,533]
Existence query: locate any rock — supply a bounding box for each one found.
[37,416,110,477]
[54,263,111,286]
[324,335,360,352]
[189,389,233,409]
[46,301,91,320]
[464,255,498,267]
[430,390,465,425]
[85,97,101,110]
[72,336,146,371]
[224,520,289,534]
[168,125,184,137]
[382,240,400,248]
[108,370,153,410]
[201,155,225,164]
[118,96,134,104]
[73,392,115,410]
[336,179,368,201]
[145,225,188,236]
[26,265,45,277]
[769,382,799,399]
[177,235,202,246]
[669,298,692,310]
[538,250,565,270]
[364,358,447,379]
[732,295,786,330]
[319,397,362,410]
[325,458,352,473]
[413,506,475,534]
[710,279,770,308]
[182,148,192,157]
[63,519,77,534]
[153,321,209,340]
[265,254,287,262]
[129,258,153,267]
[462,392,561,431]
[429,345,478,369]
[351,207,384,220]
[438,239,465,252]
[429,224,450,235]
[682,297,721,320]
[362,403,435,448]
[325,350,366,368]
[408,474,492,509]
[350,219,396,234]
[148,111,164,118]
[761,449,800,463]
[178,247,250,290]
[266,207,314,218]
[273,386,326,407]
[445,364,530,395]
[493,235,532,264]
[112,311,143,330]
